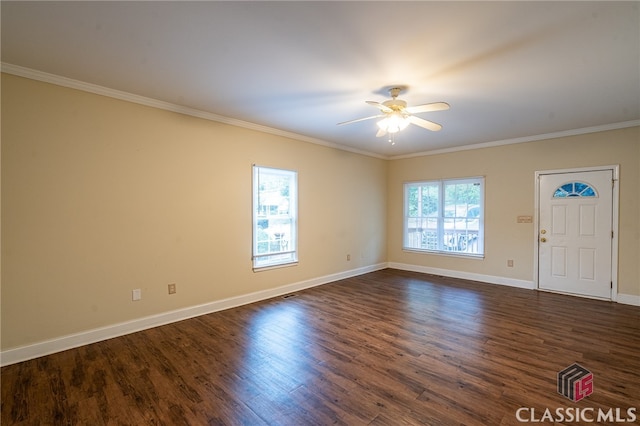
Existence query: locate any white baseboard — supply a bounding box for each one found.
[388,262,536,289]
[616,293,640,306]
[3,262,635,366]
[389,262,640,307]
[0,263,387,367]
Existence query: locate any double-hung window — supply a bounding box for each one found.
[403,177,484,257]
[252,166,298,269]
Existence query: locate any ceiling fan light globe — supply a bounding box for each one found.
[378,113,409,134]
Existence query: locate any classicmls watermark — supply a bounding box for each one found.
[558,363,593,402]
[515,363,637,423]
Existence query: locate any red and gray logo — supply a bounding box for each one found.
[558,363,593,402]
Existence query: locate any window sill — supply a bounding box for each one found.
[402,248,485,260]
[253,261,299,272]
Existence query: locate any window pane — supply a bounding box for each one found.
[404,183,439,250]
[407,186,419,217]
[253,166,297,269]
[443,180,481,253]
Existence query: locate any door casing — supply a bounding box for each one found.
[534,165,619,301]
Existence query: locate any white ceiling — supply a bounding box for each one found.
[2,1,639,158]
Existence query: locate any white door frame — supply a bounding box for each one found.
[533,165,620,301]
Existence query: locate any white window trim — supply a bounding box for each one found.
[252,165,298,271]
[403,176,485,258]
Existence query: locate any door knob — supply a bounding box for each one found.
[540,237,547,243]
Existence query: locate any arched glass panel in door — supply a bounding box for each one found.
[553,181,597,198]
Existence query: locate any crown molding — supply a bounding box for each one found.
[1,63,387,160]
[390,120,640,160]
[3,63,636,162]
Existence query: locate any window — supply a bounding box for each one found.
[403,177,484,256]
[553,181,597,198]
[252,166,298,269]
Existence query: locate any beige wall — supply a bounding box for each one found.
[1,74,388,350]
[387,128,640,297]
[2,73,638,353]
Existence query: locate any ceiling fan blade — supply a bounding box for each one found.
[337,114,384,126]
[375,128,387,138]
[408,115,443,131]
[366,100,393,113]
[405,102,450,114]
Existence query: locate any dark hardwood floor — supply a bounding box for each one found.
[2,269,639,425]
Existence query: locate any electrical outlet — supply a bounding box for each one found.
[132,289,141,301]
[168,283,176,294]
[347,254,351,261]
[507,259,514,267]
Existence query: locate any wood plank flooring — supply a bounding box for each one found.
[2,269,639,425]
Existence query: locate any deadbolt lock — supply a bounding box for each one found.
[540,229,547,234]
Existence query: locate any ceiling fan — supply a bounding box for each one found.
[338,87,449,140]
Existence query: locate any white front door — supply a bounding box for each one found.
[538,170,613,299]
